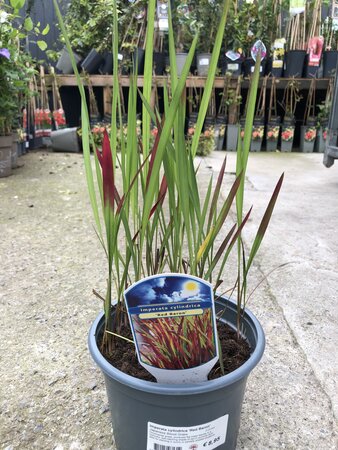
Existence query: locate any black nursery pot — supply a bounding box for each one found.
[243,58,266,76]
[100,52,113,75]
[268,116,281,125]
[81,49,105,74]
[219,56,243,76]
[304,55,320,78]
[131,48,145,75]
[153,52,166,75]
[283,115,295,126]
[283,50,306,78]
[323,50,338,77]
[266,57,284,77]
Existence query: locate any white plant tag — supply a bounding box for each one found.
[124,274,219,384]
[199,58,210,66]
[147,415,229,450]
[118,53,123,61]
[227,63,239,71]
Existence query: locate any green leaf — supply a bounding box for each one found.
[191,0,231,157]
[37,40,47,51]
[10,0,25,9]
[24,17,34,32]
[42,24,50,35]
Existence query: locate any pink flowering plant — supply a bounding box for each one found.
[304,126,316,142]
[281,127,294,142]
[266,126,280,141]
[251,125,264,141]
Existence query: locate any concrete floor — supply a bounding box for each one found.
[0,150,337,449]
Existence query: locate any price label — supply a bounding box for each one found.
[147,415,229,450]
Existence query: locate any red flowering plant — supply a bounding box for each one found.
[266,126,280,141]
[53,108,67,129]
[304,126,316,142]
[281,127,294,142]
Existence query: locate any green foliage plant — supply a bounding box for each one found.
[0,0,42,135]
[53,0,283,365]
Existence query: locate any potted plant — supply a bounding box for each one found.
[284,9,306,77]
[303,0,324,78]
[226,76,242,151]
[59,0,127,74]
[315,79,332,153]
[0,0,39,175]
[252,76,268,151]
[280,79,301,152]
[54,1,283,448]
[300,78,317,152]
[171,1,195,76]
[194,0,224,76]
[214,79,229,150]
[241,76,267,152]
[266,78,280,151]
[321,16,338,78]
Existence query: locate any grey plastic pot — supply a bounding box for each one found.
[56,47,82,74]
[0,135,12,178]
[11,133,18,169]
[250,139,262,152]
[51,127,80,153]
[197,53,212,76]
[88,297,265,450]
[226,124,239,151]
[300,126,316,153]
[281,139,293,152]
[176,53,188,76]
[315,127,326,153]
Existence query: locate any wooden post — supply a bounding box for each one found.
[103,86,112,117]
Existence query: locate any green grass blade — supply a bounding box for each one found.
[142,0,156,159]
[191,0,231,158]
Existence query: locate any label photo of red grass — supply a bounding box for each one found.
[124,274,218,372]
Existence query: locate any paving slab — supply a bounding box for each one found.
[0,150,337,449]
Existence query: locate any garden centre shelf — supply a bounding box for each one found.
[46,75,331,90]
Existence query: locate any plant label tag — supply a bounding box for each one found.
[199,58,210,66]
[157,0,169,31]
[227,63,239,71]
[124,274,219,384]
[308,36,324,66]
[226,50,241,61]
[147,415,228,450]
[251,40,266,61]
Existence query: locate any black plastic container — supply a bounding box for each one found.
[153,52,166,75]
[304,55,320,78]
[219,55,243,76]
[132,48,145,75]
[323,50,338,78]
[100,52,113,75]
[243,58,266,76]
[266,57,283,77]
[283,50,306,78]
[81,49,105,74]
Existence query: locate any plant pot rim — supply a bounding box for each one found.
[88,297,265,396]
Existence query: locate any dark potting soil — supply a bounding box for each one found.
[100,321,251,382]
